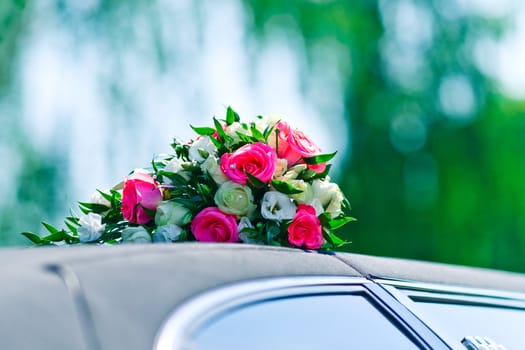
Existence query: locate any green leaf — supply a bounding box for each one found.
[303,151,337,165]
[235,132,257,144]
[65,223,78,234]
[261,120,279,144]
[213,117,232,143]
[151,157,159,174]
[157,171,188,186]
[265,221,281,241]
[190,125,216,136]
[300,169,318,180]
[341,197,352,215]
[42,221,59,235]
[172,198,201,211]
[318,212,332,227]
[310,164,332,180]
[42,229,77,242]
[65,216,80,225]
[271,180,303,195]
[246,172,265,187]
[181,212,193,226]
[97,190,113,202]
[78,202,111,214]
[323,228,335,247]
[250,124,264,141]
[226,106,240,125]
[328,216,357,230]
[197,183,214,202]
[197,148,209,160]
[21,232,45,244]
[326,232,350,247]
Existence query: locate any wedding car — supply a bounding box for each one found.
[2,243,524,350]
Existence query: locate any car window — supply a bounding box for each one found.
[412,301,525,349]
[186,293,421,350]
[381,281,525,349]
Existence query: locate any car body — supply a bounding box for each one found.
[2,243,525,349]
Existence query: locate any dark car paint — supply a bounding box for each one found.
[2,243,525,350]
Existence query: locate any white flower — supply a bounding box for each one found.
[164,157,184,173]
[325,189,344,218]
[225,122,250,142]
[153,224,183,242]
[132,168,150,175]
[273,158,288,179]
[288,179,313,204]
[312,179,344,218]
[121,226,152,243]
[280,164,308,181]
[310,198,325,216]
[312,178,339,206]
[238,216,253,232]
[78,213,105,243]
[260,191,296,221]
[90,190,111,208]
[201,156,229,185]
[214,181,256,216]
[155,201,190,226]
[238,217,260,244]
[164,157,191,181]
[189,136,217,162]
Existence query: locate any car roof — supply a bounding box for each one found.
[2,243,525,350]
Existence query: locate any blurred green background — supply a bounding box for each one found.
[1,0,525,272]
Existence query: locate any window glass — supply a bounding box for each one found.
[413,301,525,349]
[187,293,420,350]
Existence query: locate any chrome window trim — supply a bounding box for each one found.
[153,276,446,350]
[375,278,525,303]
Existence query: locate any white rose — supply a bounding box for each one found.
[238,217,261,244]
[78,213,105,243]
[90,190,111,208]
[155,201,190,226]
[214,181,257,216]
[312,179,339,206]
[260,191,296,221]
[189,136,217,162]
[288,180,313,204]
[225,122,250,142]
[121,226,152,243]
[325,189,344,218]
[153,224,183,243]
[201,156,229,185]
[273,159,288,179]
[312,179,344,218]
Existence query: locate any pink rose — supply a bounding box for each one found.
[121,172,163,224]
[220,142,277,185]
[191,207,239,242]
[271,121,326,173]
[288,204,324,249]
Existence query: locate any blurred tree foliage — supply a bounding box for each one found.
[244,0,525,272]
[2,0,525,272]
[0,0,67,245]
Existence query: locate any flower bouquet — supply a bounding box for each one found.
[23,107,355,250]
